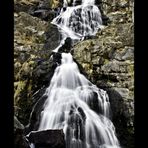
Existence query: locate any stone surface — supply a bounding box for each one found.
[27,129,66,148]
[14,116,24,130]
[14,0,63,22]
[14,11,54,125]
[72,1,134,148]
[14,116,30,148]
[14,0,134,148]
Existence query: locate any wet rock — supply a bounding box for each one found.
[72,1,134,147]
[14,0,134,148]
[58,37,72,53]
[67,0,82,6]
[28,0,62,22]
[52,52,62,64]
[14,129,30,148]
[67,109,86,142]
[78,107,86,121]
[14,0,62,18]
[30,9,56,22]
[43,24,62,51]
[14,0,39,13]
[113,87,129,99]
[121,47,134,60]
[106,87,134,148]
[14,116,30,148]
[14,11,52,125]
[27,129,66,148]
[89,92,105,114]
[14,116,24,131]
[95,0,110,25]
[24,91,48,134]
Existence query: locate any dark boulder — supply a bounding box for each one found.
[67,108,86,142]
[14,129,30,148]
[43,24,62,51]
[14,116,30,148]
[27,129,66,148]
[24,94,48,135]
[58,37,72,53]
[104,88,134,148]
[52,52,62,64]
[95,0,110,25]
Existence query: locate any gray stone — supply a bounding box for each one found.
[105,61,119,72]
[14,0,134,147]
[27,129,66,148]
[113,87,129,99]
[101,60,133,74]
[14,116,24,130]
[122,47,134,60]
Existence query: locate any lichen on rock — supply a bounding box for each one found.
[14,9,52,125]
[14,0,134,148]
[72,1,134,147]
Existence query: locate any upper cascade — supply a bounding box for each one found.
[51,0,102,41]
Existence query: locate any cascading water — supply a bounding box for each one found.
[38,53,120,148]
[51,0,103,52]
[32,0,121,148]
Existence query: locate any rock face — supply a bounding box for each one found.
[72,1,134,148]
[14,0,63,23]
[14,11,49,125]
[27,130,66,148]
[14,0,62,125]
[14,116,30,148]
[14,0,134,148]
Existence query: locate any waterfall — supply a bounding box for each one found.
[36,0,121,148]
[38,53,120,148]
[51,0,103,52]
[52,0,102,39]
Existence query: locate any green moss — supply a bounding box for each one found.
[104,59,110,65]
[14,81,27,104]
[49,0,53,8]
[35,34,46,44]
[15,79,34,125]
[50,0,61,9]
[127,64,134,81]
[27,82,32,91]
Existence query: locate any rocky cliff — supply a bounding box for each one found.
[72,1,134,147]
[14,0,134,148]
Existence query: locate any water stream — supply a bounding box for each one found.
[33,0,121,148]
[51,0,103,52]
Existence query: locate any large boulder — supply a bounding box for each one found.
[14,116,30,148]
[14,11,55,125]
[14,0,63,127]
[27,129,66,148]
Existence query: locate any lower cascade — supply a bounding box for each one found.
[29,0,121,148]
[38,53,121,148]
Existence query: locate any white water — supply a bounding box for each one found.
[36,0,121,148]
[38,54,120,148]
[52,4,102,38]
[51,0,103,52]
